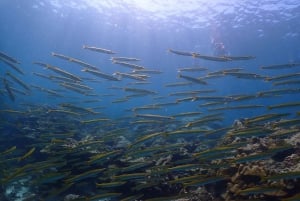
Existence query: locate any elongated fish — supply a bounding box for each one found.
[114,72,146,81]
[0,57,24,74]
[261,63,300,69]
[192,53,232,62]
[0,51,20,64]
[51,52,72,61]
[83,45,116,54]
[168,49,194,56]
[3,78,15,101]
[82,68,120,81]
[268,101,300,110]
[111,56,140,62]
[18,147,35,161]
[34,62,82,82]
[135,113,174,120]
[224,55,255,60]
[178,74,207,85]
[112,60,145,69]
[178,67,208,72]
[6,72,30,91]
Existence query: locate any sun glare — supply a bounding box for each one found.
[84,0,210,13]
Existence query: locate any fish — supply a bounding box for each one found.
[132,105,161,112]
[130,120,162,125]
[6,72,31,91]
[237,186,282,196]
[265,72,300,81]
[123,87,156,94]
[177,67,208,72]
[60,103,98,114]
[18,147,36,161]
[88,150,121,164]
[227,127,273,138]
[178,74,207,85]
[135,113,174,120]
[127,81,152,85]
[208,104,264,112]
[60,83,88,95]
[223,55,256,60]
[0,51,20,64]
[200,74,225,80]
[112,60,145,69]
[193,145,237,158]
[31,85,63,97]
[272,118,300,128]
[61,82,93,91]
[169,89,215,96]
[80,118,110,124]
[208,68,243,76]
[51,52,72,61]
[68,58,100,71]
[164,82,193,87]
[120,162,153,173]
[204,126,232,136]
[132,69,162,74]
[172,111,203,117]
[129,132,164,147]
[65,168,105,183]
[32,61,48,67]
[112,97,129,103]
[83,45,116,54]
[0,146,17,156]
[154,102,179,107]
[32,72,51,80]
[112,172,146,181]
[192,53,232,62]
[168,48,194,56]
[234,152,272,164]
[120,194,144,201]
[176,96,197,103]
[169,174,205,184]
[3,78,15,101]
[0,109,25,114]
[224,71,266,79]
[257,88,300,97]
[261,63,300,69]
[268,102,300,110]
[111,56,140,62]
[245,113,290,125]
[49,75,79,83]
[36,171,70,184]
[272,79,300,86]
[81,68,120,81]
[230,94,257,101]
[0,57,24,74]
[36,63,82,82]
[164,129,209,138]
[114,72,147,81]
[185,116,223,128]
[270,128,299,138]
[96,181,126,188]
[10,87,29,96]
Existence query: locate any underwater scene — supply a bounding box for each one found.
[1,0,300,200]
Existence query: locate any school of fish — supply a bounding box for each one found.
[0,46,300,201]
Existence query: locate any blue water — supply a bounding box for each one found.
[1,1,300,200]
[1,0,300,122]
